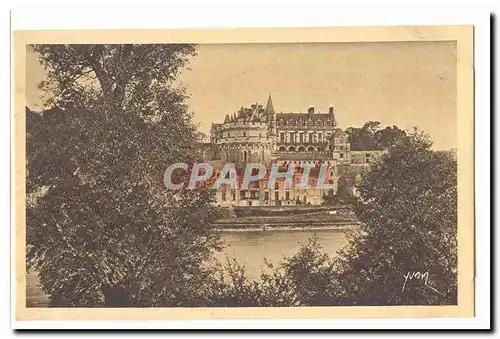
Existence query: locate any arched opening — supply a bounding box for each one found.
[244,150,248,162]
[298,146,305,152]
[278,146,286,152]
[288,146,296,152]
[307,146,315,152]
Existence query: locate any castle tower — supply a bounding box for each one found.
[265,93,275,115]
[265,94,277,138]
[215,98,274,169]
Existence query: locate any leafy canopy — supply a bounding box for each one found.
[27,44,223,307]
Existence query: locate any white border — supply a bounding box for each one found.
[7,4,491,331]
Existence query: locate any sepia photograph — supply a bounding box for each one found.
[13,25,475,321]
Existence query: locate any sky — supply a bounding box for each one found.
[26,41,457,149]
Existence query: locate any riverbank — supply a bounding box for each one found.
[216,222,360,232]
[214,204,360,232]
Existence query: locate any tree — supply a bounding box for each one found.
[345,122,405,151]
[331,130,457,305]
[344,127,361,151]
[345,122,378,151]
[374,125,407,150]
[26,44,223,307]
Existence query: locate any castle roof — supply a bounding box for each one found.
[222,96,335,125]
[332,128,346,138]
[264,94,275,115]
[277,113,332,121]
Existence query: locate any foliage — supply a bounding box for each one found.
[26,44,224,307]
[206,236,337,307]
[345,121,406,151]
[332,130,457,305]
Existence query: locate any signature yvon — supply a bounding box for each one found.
[402,270,445,296]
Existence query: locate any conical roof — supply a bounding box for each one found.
[264,93,275,115]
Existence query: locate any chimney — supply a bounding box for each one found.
[329,106,335,115]
[308,106,314,115]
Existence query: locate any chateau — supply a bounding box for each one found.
[203,95,385,207]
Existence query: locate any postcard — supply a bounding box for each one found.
[13,25,474,321]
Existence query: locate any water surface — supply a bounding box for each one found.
[214,229,349,279]
[27,230,349,306]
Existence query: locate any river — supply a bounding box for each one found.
[213,229,349,279]
[26,230,349,306]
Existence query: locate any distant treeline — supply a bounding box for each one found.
[345,121,406,151]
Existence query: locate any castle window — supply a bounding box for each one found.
[340,153,344,159]
[243,131,246,137]
[232,192,236,201]
[264,191,269,201]
[244,151,248,162]
[285,191,290,201]
[222,191,227,201]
